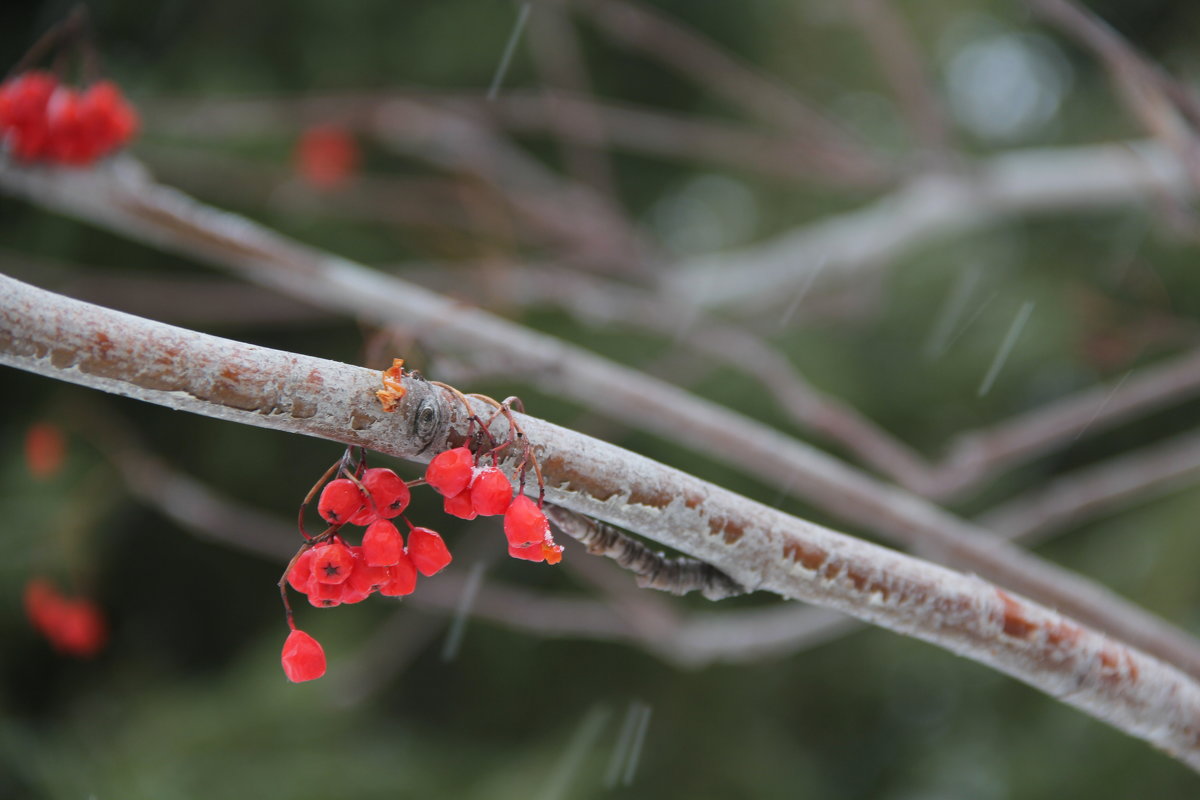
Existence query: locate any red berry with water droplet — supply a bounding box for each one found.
[504,495,549,547]
[471,467,512,516]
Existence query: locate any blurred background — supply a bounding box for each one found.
[4,0,1200,797]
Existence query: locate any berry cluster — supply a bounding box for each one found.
[23,578,107,658]
[427,447,562,564]
[280,365,564,683]
[0,71,137,166]
[288,467,451,612]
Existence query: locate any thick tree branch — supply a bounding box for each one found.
[4,158,1200,693]
[6,273,1200,768]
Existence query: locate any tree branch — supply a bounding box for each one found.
[6,272,1200,768]
[4,158,1200,693]
[663,140,1191,312]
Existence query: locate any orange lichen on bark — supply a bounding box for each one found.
[375,358,407,412]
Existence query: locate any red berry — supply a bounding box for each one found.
[310,541,355,584]
[317,479,365,525]
[23,578,107,657]
[347,504,378,527]
[281,629,326,682]
[443,488,478,520]
[307,579,344,608]
[379,553,418,596]
[295,124,359,190]
[425,447,474,497]
[508,540,545,563]
[362,519,405,566]
[408,527,452,576]
[24,422,66,479]
[503,495,549,547]
[286,548,317,594]
[471,468,513,516]
[361,468,411,518]
[346,559,390,597]
[52,600,107,657]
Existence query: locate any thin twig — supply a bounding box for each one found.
[567,0,892,183]
[847,0,955,167]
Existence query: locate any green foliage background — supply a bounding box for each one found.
[3,0,1200,797]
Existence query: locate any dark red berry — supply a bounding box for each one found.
[443,488,478,520]
[504,495,549,547]
[471,468,512,516]
[281,629,326,682]
[317,479,365,525]
[408,527,452,576]
[425,447,474,497]
[310,541,355,585]
[379,553,418,596]
[362,519,405,567]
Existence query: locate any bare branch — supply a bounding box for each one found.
[1025,0,1200,187]
[847,0,955,166]
[934,348,1200,498]
[979,428,1200,543]
[6,273,1200,767]
[566,0,891,183]
[146,91,895,189]
[663,140,1191,312]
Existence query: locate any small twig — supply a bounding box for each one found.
[978,427,1200,543]
[847,0,955,167]
[569,0,891,183]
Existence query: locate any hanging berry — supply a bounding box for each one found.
[470,467,513,517]
[317,478,365,525]
[281,629,326,682]
[425,447,475,497]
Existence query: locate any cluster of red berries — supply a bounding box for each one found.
[426,447,563,564]
[281,444,563,683]
[288,467,452,611]
[23,578,107,658]
[0,70,137,166]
